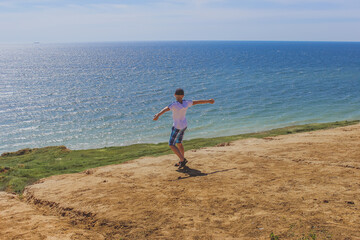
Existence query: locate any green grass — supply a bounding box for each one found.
[270,232,318,240]
[1,120,359,194]
[270,232,280,240]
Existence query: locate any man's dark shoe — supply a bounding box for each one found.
[178,158,188,168]
[175,158,188,167]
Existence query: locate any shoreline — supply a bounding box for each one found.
[2,119,360,156]
[1,119,359,194]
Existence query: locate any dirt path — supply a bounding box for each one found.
[1,124,360,239]
[0,192,104,240]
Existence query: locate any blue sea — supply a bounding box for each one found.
[1,41,360,154]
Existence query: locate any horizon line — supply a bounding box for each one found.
[1,39,360,45]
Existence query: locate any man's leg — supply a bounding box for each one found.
[169,127,186,162]
[169,145,185,161]
[176,143,184,158]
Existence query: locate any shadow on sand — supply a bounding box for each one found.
[172,167,237,181]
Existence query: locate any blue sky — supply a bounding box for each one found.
[0,0,359,43]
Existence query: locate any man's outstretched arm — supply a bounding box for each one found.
[192,99,215,106]
[153,106,170,121]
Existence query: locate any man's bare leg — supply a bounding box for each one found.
[177,143,184,158]
[169,145,185,162]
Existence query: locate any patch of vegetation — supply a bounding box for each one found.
[1,120,358,194]
[271,230,319,240]
[270,232,280,240]
[280,221,333,240]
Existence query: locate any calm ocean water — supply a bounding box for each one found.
[1,41,360,153]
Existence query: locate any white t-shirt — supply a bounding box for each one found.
[168,100,193,130]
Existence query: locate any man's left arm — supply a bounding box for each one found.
[192,99,215,106]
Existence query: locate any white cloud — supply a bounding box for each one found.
[262,0,360,8]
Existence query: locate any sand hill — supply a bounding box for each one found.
[1,124,360,239]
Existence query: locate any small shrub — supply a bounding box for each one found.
[270,232,280,240]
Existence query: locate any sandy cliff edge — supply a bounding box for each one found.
[1,124,360,239]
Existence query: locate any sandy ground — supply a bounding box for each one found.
[1,124,360,240]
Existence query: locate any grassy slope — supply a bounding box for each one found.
[1,120,359,194]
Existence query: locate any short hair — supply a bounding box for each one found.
[175,88,184,95]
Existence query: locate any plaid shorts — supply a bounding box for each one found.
[169,127,187,146]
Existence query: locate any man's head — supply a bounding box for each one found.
[174,88,184,101]
[175,88,184,96]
